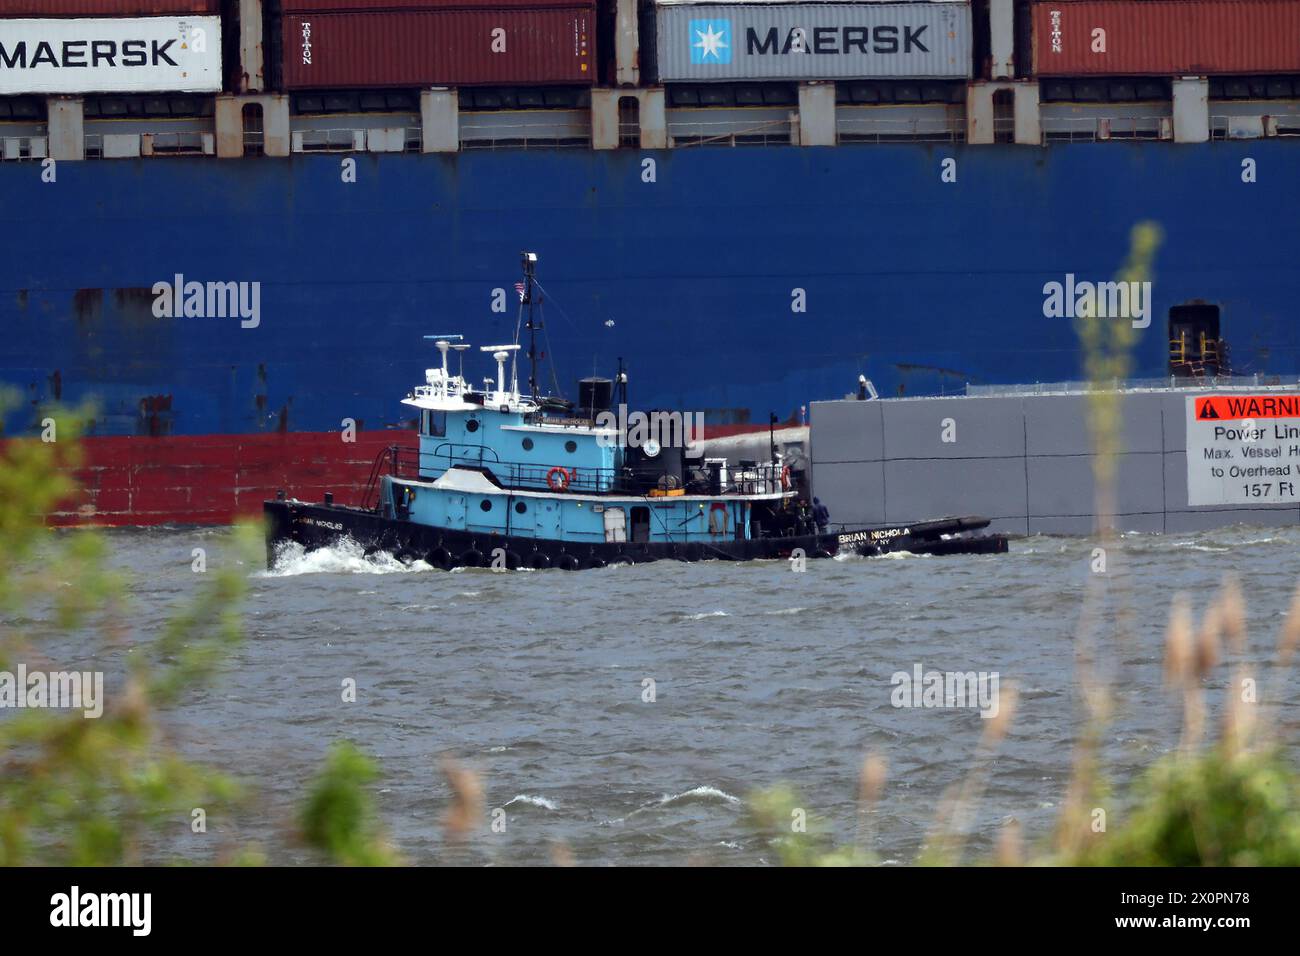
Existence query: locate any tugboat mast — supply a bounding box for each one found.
[521,251,540,404]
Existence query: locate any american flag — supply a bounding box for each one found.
[514,282,526,302]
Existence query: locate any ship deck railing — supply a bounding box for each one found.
[668,117,796,148]
[0,134,47,161]
[1210,114,1300,139]
[836,112,966,144]
[415,443,791,498]
[459,110,592,150]
[84,130,212,158]
[1041,115,1169,143]
[291,126,424,153]
[966,374,1300,398]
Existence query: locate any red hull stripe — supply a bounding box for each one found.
[40,430,415,527]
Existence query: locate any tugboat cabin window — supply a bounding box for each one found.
[522,437,534,451]
[420,410,446,437]
[466,418,480,433]
[480,499,493,512]
[565,440,577,453]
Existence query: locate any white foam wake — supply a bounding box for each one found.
[505,794,559,811]
[656,785,741,807]
[257,538,433,577]
[682,610,729,621]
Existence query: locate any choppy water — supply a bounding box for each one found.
[13,525,1300,865]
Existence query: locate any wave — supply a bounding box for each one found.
[675,610,730,622]
[598,785,744,825]
[655,785,741,807]
[505,794,559,811]
[256,538,433,577]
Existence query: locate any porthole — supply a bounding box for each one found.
[466,419,480,433]
[515,501,527,515]
[565,440,577,453]
[522,437,534,451]
[480,499,492,512]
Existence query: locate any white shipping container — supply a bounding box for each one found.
[654,2,971,81]
[0,17,222,95]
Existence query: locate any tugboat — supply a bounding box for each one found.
[263,255,1008,571]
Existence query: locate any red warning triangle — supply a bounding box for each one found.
[1199,401,1220,419]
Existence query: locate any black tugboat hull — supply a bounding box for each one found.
[263,500,1008,571]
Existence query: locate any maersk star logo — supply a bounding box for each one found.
[689,19,731,64]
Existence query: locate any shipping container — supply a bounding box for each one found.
[0,1,218,14]
[279,0,585,9]
[281,9,596,87]
[653,2,972,82]
[0,16,223,94]
[1032,0,1300,76]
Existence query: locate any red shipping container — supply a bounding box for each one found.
[1033,0,1300,76]
[283,9,595,87]
[0,0,219,13]
[281,0,586,9]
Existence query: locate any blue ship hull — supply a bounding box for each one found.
[3,141,1296,434]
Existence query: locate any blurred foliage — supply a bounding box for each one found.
[1076,221,1163,491]
[1069,747,1300,867]
[746,785,870,867]
[0,400,395,866]
[299,741,400,866]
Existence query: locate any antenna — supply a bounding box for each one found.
[521,251,540,402]
[450,343,470,381]
[481,344,521,403]
[424,334,463,383]
[615,356,628,407]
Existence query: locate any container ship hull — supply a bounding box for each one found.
[2,140,1296,524]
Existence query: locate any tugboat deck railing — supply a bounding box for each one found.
[403,443,793,500]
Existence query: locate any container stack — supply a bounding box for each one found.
[0,1,223,95]
[649,0,973,83]
[277,0,598,88]
[1031,0,1300,76]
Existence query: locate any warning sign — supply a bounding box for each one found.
[1194,394,1300,421]
[1186,394,1300,506]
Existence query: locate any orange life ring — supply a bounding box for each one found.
[780,465,792,491]
[546,467,572,491]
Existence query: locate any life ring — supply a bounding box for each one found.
[780,465,792,491]
[708,502,729,535]
[546,467,572,491]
